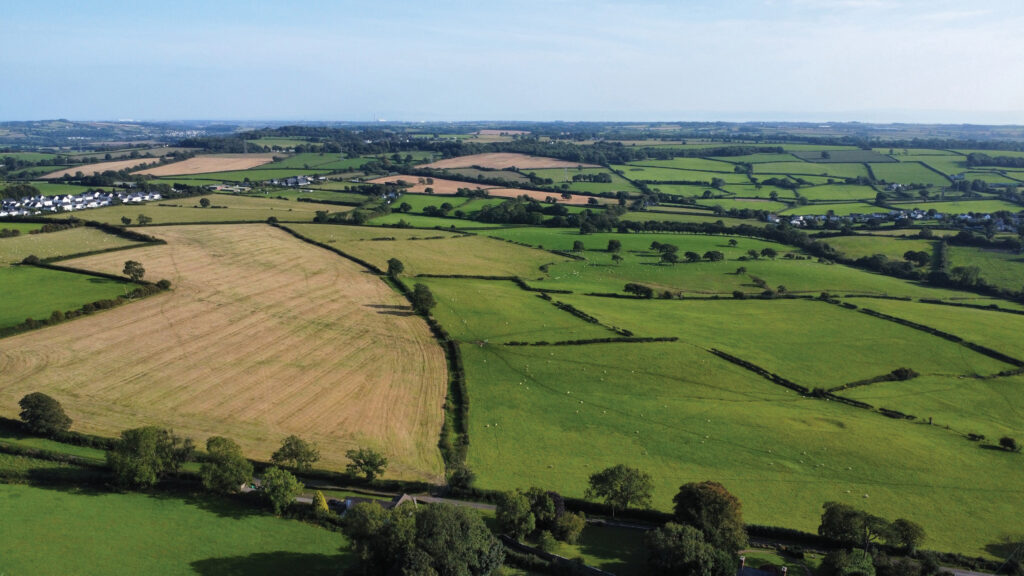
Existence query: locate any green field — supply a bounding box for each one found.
[246,137,311,148]
[446,167,531,183]
[526,168,639,195]
[754,162,870,180]
[710,153,799,163]
[368,212,507,229]
[646,183,726,197]
[870,162,950,186]
[0,226,143,265]
[0,483,351,576]
[791,149,894,163]
[3,181,99,196]
[614,164,751,184]
[0,266,140,328]
[45,194,345,225]
[619,210,764,227]
[781,202,877,216]
[947,245,1024,292]
[695,198,789,212]
[632,157,739,172]
[287,223,559,277]
[889,199,1022,214]
[178,168,334,182]
[798,184,877,201]
[0,222,43,234]
[256,153,370,171]
[720,183,799,199]
[822,234,933,261]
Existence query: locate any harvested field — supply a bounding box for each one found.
[0,225,447,480]
[422,153,598,170]
[39,158,165,179]
[368,175,494,195]
[135,154,278,176]
[485,188,614,205]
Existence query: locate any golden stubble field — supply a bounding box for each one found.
[134,154,278,176]
[0,224,447,480]
[40,158,166,179]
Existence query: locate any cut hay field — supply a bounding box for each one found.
[0,483,351,576]
[46,193,345,225]
[368,174,493,194]
[287,223,560,277]
[0,266,137,329]
[135,154,278,176]
[0,224,447,480]
[0,226,144,265]
[39,158,164,179]
[422,152,598,170]
[486,188,614,206]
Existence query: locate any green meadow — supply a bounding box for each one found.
[0,483,351,576]
[798,184,878,201]
[0,266,140,329]
[821,234,933,261]
[754,162,870,180]
[870,162,950,186]
[947,245,1024,293]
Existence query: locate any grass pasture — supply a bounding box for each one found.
[797,184,877,201]
[422,152,597,170]
[754,162,870,180]
[0,224,448,480]
[0,265,138,329]
[821,234,933,261]
[889,199,1023,214]
[287,223,560,277]
[615,164,751,184]
[0,225,144,265]
[870,162,950,186]
[0,483,351,576]
[947,245,1024,293]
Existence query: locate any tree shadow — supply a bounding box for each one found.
[146,489,267,520]
[376,310,415,317]
[364,304,410,310]
[985,536,1023,560]
[191,551,352,576]
[25,469,110,494]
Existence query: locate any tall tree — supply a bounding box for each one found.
[410,283,436,315]
[108,426,193,489]
[645,522,737,576]
[585,464,653,517]
[496,490,535,540]
[261,466,303,515]
[18,392,71,436]
[672,481,747,552]
[386,258,405,278]
[200,436,253,494]
[123,260,145,282]
[271,435,320,471]
[346,447,388,481]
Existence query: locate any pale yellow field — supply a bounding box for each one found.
[287,223,562,277]
[422,153,598,170]
[0,224,447,480]
[368,174,494,195]
[40,158,165,179]
[135,154,278,176]
[486,188,615,206]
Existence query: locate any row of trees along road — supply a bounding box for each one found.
[15,392,389,516]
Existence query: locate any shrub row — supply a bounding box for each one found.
[274,223,385,274]
[504,337,678,347]
[708,348,811,395]
[878,408,916,420]
[829,368,919,393]
[25,260,155,285]
[918,298,1024,316]
[859,308,1024,367]
[295,197,363,207]
[85,220,166,244]
[549,249,586,261]
[0,281,167,339]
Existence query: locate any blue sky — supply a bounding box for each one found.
[3,0,1024,123]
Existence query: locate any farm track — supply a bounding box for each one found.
[0,224,447,481]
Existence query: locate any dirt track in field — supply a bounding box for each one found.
[134,154,278,176]
[0,224,447,480]
[40,158,165,179]
[421,153,598,170]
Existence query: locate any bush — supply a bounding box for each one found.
[999,436,1019,452]
[553,511,586,544]
[156,279,172,290]
[537,530,558,553]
